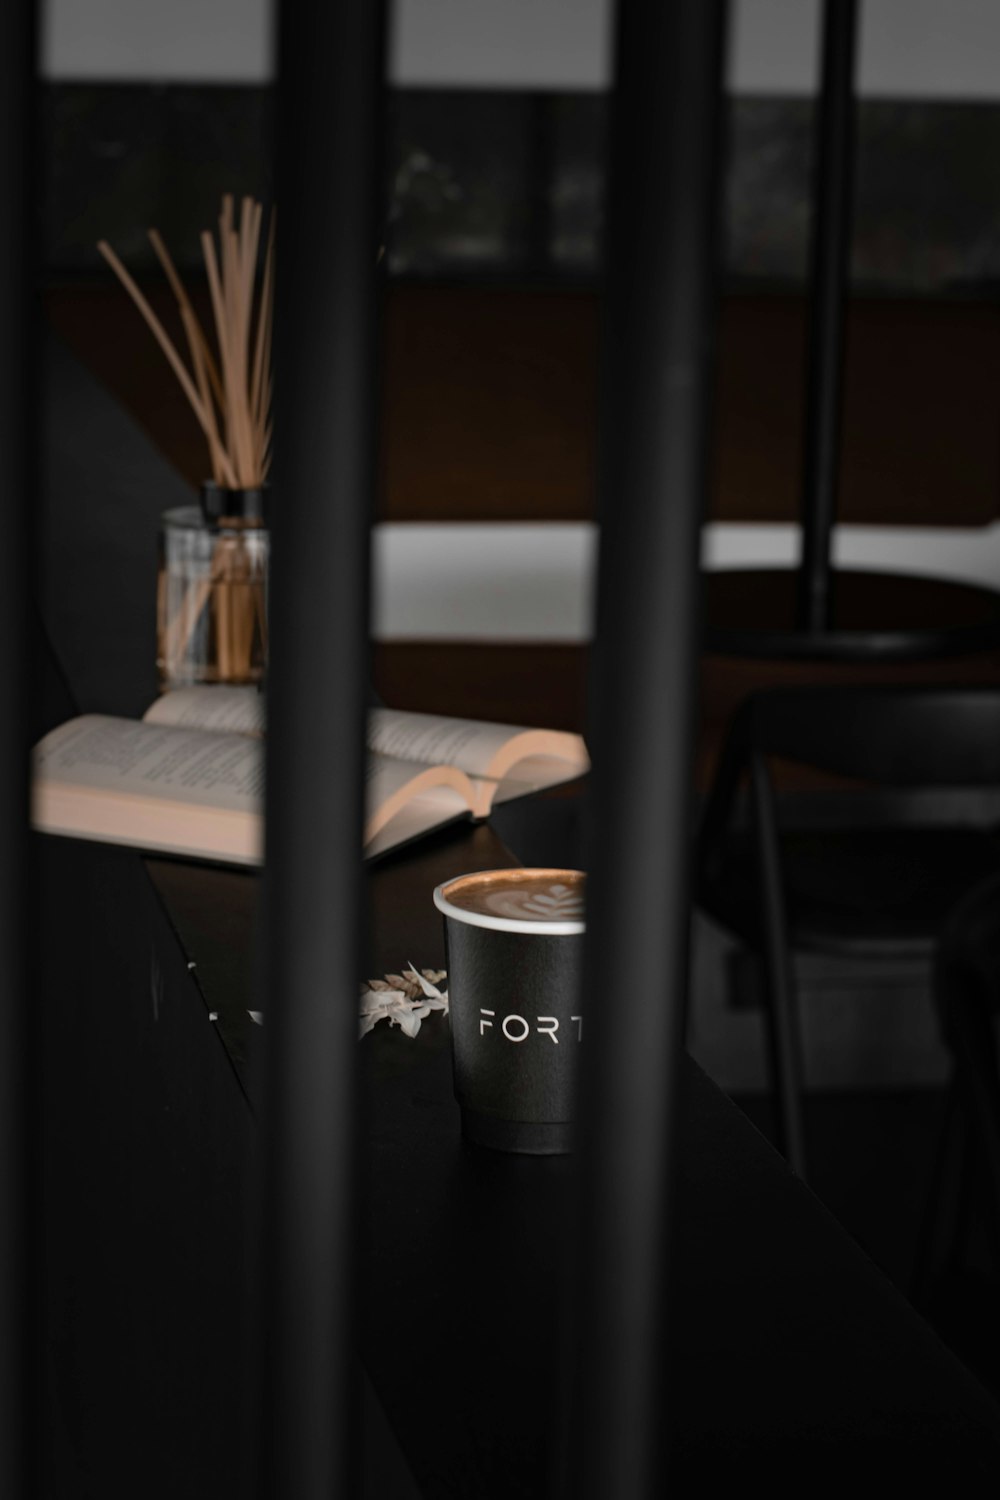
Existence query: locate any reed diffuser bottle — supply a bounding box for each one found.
[158,485,268,687]
[99,193,274,687]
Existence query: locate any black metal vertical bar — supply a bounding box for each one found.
[796,0,859,634]
[262,1,385,1496]
[567,3,727,1496]
[0,0,34,1495]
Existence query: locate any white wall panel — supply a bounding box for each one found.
[371,521,1000,642]
[41,0,1000,100]
[390,0,611,90]
[42,0,274,82]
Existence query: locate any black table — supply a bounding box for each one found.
[35,337,1000,1493]
[36,813,1000,1495]
[705,567,1000,661]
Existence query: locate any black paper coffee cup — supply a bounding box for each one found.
[434,868,585,1155]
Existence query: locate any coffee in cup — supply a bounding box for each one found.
[434,868,586,1154]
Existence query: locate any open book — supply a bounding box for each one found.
[32,686,589,866]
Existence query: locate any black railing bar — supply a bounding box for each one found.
[565,2,728,1496]
[0,0,36,1495]
[260,1,386,1496]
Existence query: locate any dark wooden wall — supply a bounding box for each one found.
[45,281,1000,780]
[48,281,1000,526]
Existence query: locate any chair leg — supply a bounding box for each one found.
[752,758,808,1178]
[759,922,808,1178]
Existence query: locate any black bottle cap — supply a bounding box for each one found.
[199,482,269,525]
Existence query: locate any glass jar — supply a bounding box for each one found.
[157,486,269,688]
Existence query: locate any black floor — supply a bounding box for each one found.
[735,1086,1000,1403]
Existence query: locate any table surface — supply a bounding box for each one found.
[705,566,1000,660]
[146,829,1000,1492]
[36,334,1000,1492]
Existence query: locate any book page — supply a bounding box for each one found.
[364,787,473,861]
[368,708,587,783]
[33,717,484,867]
[143,685,266,737]
[364,751,476,847]
[484,754,590,811]
[35,716,264,812]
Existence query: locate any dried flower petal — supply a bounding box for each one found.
[358,966,449,1039]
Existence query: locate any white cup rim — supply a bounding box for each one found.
[433,867,586,936]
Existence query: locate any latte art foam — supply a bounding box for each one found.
[442,869,586,927]
[481,881,584,922]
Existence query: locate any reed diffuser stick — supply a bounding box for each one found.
[100,194,275,492]
[251,212,276,477]
[102,196,276,684]
[96,239,239,487]
[147,228,225,410]
[182,306,225,484]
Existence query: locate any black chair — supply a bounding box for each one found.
[697,685,1000,1177]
